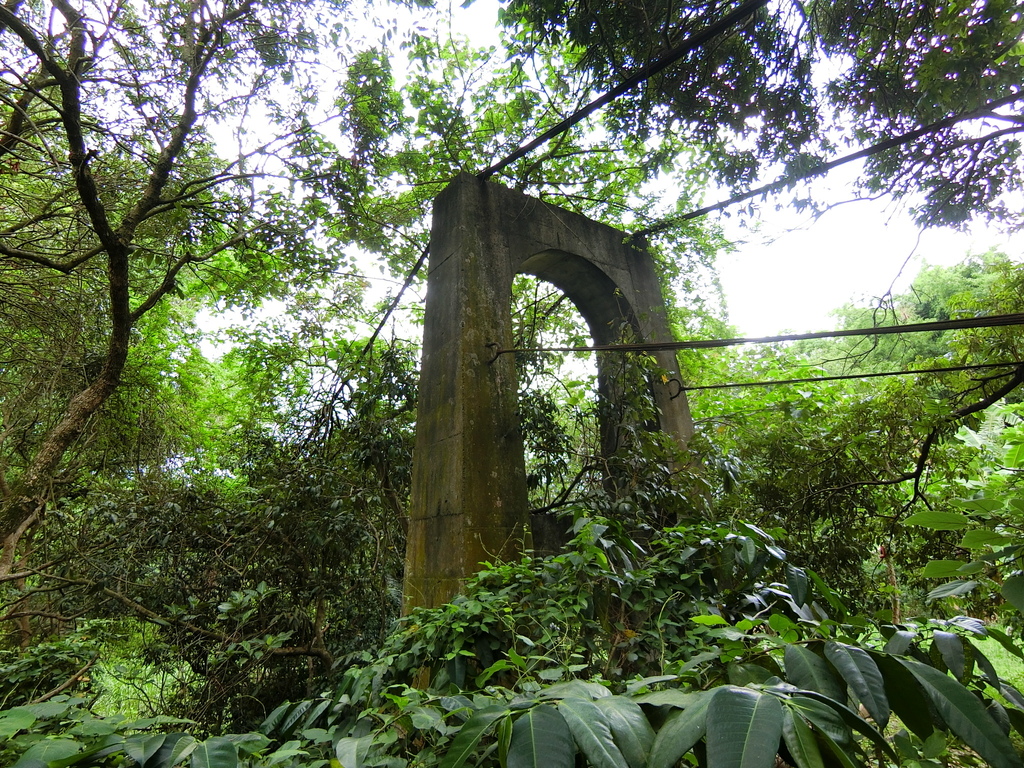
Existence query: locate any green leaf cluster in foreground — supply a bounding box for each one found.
[5,519,1024,768]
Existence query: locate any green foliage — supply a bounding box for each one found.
[5,520,1024,767]
[500,0,1024,228]
[0,625,104,708]
[693,255,1024,607]
[794,251,1023,371]
[0,336,416,731]
[0,695,271,768]
[2,3,1023,768]
[909,401,1024,624]
[239,521,1024,768]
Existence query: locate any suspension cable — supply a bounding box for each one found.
[682,361,1024,392]
[487,312,1024,359]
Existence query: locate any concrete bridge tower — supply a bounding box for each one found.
[404,173,693,611]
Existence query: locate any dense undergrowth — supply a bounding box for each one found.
[3,517,1023,768]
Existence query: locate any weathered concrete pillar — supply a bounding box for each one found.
[403,174,528,612]
[404,173,694,611]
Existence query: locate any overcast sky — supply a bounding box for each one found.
[715,193,1021,337]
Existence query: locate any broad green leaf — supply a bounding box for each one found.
[152,734,196,768]
[706,687,783,768]
[558,698,628,768]
[786,695,850,746]
[931,632,965,680]
[226,732,272,756]
[624,675,678,694]
[781,706,825,768]
[676,651,722,674]
[1000,682,1024,709]
[265,746,310,765]
[335,735,373,768]
[0,708,35,740]
[811,727,858,768]
[277,700,313,738]
[410,706,444,730]
[539,680,611,700]
[824,642,890,728]
[507,704,574,768]
[893,729,916,758]
[923,730,947,759]
[299,700,330,729]
[49,735,125,767]
[727,662,774,686]
[921,560,967,578]
[1007,443,1024,468]
[986,699,1011,736]
[498,715,512,766]
[957,560,986,574]
[439,704,508,768]
[927,580,979,601]
[632,689,701,708]
[883,630,916,656]
[969,642,1002,687]
[960,529,1014,549]
[735,536,756,566]
[987,626,1024,660]
[805,570,847,620]
[900,659,1023,768]
[125,734,167,768]
[691,614,729,625]
[783,644,844,702]
[260,702,292,735]
[948,615,987,635]
[904,511,972,530]
[12,739,82,768]
[191,736,238,768]
[69,717,119,737]
[595,696,654,768]
[1002,575,1024,613]
[792,691,897,761]
[953,497,1003,514]
[786,565,809,606]
[870,653,936,739]
[647,691,710,768]
[1008,707,1024,738]
[475,659,512,686]
[23,701,76,719]
[768,613,798,641]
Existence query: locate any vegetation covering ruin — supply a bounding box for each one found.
[1,0,1024,765]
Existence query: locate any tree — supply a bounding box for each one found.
[794,250,1022,371]
[0,0,735,724]
[499,0,1024,229]
[0,0,353,574]
[694,254,1024,605]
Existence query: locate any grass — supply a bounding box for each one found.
[976,629,1024,692]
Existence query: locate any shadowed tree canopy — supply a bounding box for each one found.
[500,0,1024,229]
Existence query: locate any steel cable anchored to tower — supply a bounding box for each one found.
[681,361,1024,393]
[487,312,1024,359]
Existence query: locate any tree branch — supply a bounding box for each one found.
[29,655,97,703]
[0,241,103,272]
[635,91,1024,235]
[815,364,1024,502]
[129,230,250,322]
